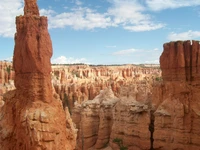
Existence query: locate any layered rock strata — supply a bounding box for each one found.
[72,40,200,150]
[72,82,152,150]
[0,0,76,150]
[52,65,161,111]
[110,84,152,150]
[72,87,120,150]
[153,40,200,149]
[0,62,161,110]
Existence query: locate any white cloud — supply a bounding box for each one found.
[167,30,200,41]
[124,23,164,32]
[107,0,146,25]
[0,57,13,62]
[112,48,138,55]
[0,0,23,37]
[44,0,164,31]
[40,9,56,17]
[75,0,82,6]
[0,0,165,37]
[106,45,116,48]
[51,56,89,64]
[146,0,200,11]
[107,0,165,31]
[48,7,114,30]
[145,59,159,64]
[154,48,159,51]
[110,47,162,64]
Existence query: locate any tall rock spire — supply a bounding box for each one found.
[14,0,53,102]
[0,0,76,149]
[24,0,39,16]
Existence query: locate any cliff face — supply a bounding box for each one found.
[72,87,118,150]
[0,0,76,150]
[72,82,152,150]
[153,40,200,149]
[160,40,200,81]
[72,40,200,150]
[110,84,152,150]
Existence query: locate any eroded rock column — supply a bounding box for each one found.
[0,0,76,149]
[153,40,200,150]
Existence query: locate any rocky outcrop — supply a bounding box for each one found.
[72,81,152,150]
[52,65,161,111]
[0,0,76,150]
[72,87,119,150]
[160,40,200,81]
[0,61,161,110]
[110,84,152,150]
[71,40,200,150]
[153,40,200,149]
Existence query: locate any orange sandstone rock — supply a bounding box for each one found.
[0,0,76,150]
[153,40,200,149]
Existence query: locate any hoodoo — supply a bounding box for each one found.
[0,0,76,149]
[153,40,200,149]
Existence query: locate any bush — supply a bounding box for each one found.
[113,138,128,150]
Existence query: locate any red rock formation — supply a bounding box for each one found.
[153,40,200,149]
[51,65,161,112]
[160,40,200,81]
[0,0,76,150]
[0,61,14,84]
[110,84,152,150]
[72,87,120,150]
[72,82,152,150]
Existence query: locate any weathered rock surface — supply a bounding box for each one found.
[71,40,200,150]
[0,61,14,84]
[72,87,120,150]
[110,83,152,150]
[52,65,161,111]
[72,81,152,150]
[0,61,15,102]
[0,62,161,110]
[153,40,200,149]
[0,0,76,150]
[160,40,200,81]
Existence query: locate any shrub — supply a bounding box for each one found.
[113,138,128,150]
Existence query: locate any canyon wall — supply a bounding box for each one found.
[0,1,198,150]
[0,59,161,150]
[72,40,200,150]
[153,40,200,149]
[0,0,76,150]
[72,81,153,150]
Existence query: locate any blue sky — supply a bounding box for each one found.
[0,0,200,64]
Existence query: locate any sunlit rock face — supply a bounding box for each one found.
[51,65,161,111]
[72,87,120,150]
[153,40,200,150]
[72,82,152,150]
[0,0,76,150]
